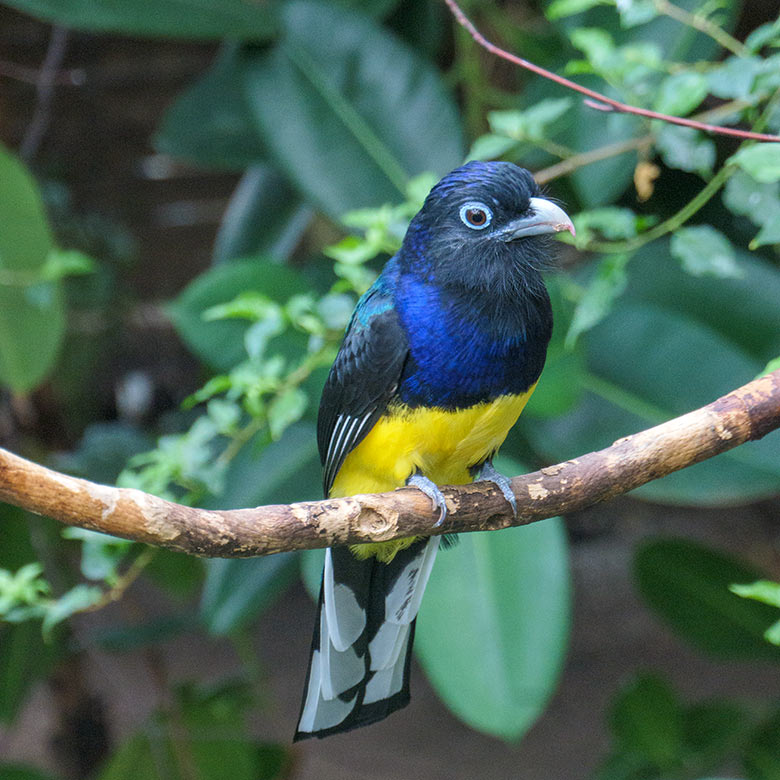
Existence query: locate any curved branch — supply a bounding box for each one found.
[0,370,778,557]
[443,0,780,144]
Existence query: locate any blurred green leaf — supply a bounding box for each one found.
[40,248,96,280]
[155,44,267,170]
[0,144,64,391]
[610,673,683,769]
[572,207,641,244]
[523,244,780,505]
[708,56,766,100]
[671,226,741,279]
[61,528,132,582]
[635,539,780,662]
[0,621,63,723]
[200,554,298,636]
[730,144,780,183]
[656,125,715,176]
[730,580,780,609]
[212,165,311,264]
[167,259,309,372]
[97,683,290,780]
[743,709,780,780]
[683,702,749,774]
[547,0,607,20]
[416,482,570,741]
[2,0,280,39]
[243,0,463,220]
[41,584,102,639]
[722,170,780,249]
[654,71,709,116]
[565,253,631,347]
[0,766,58,780]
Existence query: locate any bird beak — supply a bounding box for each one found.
[497,197,576,241]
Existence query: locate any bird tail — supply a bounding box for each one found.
[294,537,440,740]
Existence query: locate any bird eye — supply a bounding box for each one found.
[459,202,493,230]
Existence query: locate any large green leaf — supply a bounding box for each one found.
[0,146,64,391]
[522,247,780,505]
[0,621,63,723]
[212,166,311,264]
[154,44,267,170]
[243,0,463,220]
[97,683,289,780]
[416,503,570,740]
[166,259,309,372]
[3,0,279,39]
[635,539,780,662]
[200,424,319,635]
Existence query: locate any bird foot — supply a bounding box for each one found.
[476,462,518,520]
[406,473,448,527]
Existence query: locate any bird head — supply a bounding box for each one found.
[400,161,574,295]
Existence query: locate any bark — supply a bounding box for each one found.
[0,369,778,557]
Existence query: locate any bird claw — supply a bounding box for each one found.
[476,462,518,520]
[407,473,448,527]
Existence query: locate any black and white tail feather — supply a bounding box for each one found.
[294,537,440,740]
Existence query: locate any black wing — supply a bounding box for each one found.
[317,285,408,495]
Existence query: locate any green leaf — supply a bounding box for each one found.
[0,621,63,722]
[656,125,715,176]
[243,0,463,220]
[566,253,631,347]
[40,248,96,280]
[743,709,780,780]
[729,144,780,183]
[722,170,780,249]
[547,0,607,20]
[683,702,749,774]
[267,387,308,439]
[573,207,642,243]
[2,0,280,39]
[523,243,780,505]
[654,72,709,116]
[167,259,308,372]
[154,44,267,170]
[487,98,574,141]
[41,584,102,639]
[416,499,570,741]
[671,226,741,279]
[212,166,310,264]
[635,539,780,662]
[0,765,58,780]
[610,674,683,768]
[730,580,780,609]
[0,145,64,391]
[200,554,298,636]
[97,683,290,780]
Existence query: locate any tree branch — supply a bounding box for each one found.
[0,370,778,557]
[443,0,780,144]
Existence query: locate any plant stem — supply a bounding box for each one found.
[653,0,750,58]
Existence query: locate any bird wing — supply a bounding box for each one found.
[317,280,408,495]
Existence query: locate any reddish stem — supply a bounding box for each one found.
[444,0,780,144]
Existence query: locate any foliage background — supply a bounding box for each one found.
[0,0,779,778]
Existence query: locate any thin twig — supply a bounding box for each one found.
[0,369,778,557]
[442,0,780,143]
[20,25,69,162]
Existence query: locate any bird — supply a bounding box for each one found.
[294,160,574,740]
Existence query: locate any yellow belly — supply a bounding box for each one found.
[330,386,536,561]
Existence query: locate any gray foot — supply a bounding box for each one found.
[407,473,448,527]
[476,462,518,520]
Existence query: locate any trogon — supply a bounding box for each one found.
[295,161,574,740]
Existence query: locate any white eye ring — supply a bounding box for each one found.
[459,201,493,230]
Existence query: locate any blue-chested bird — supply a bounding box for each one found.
[295,161,574,740]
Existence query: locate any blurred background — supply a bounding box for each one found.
[0,1,779,778]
